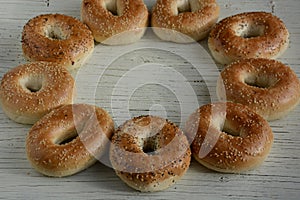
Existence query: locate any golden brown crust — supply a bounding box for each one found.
[151,0,220,43]
[217,58,300,121]
[22,14,94,70]
[0,61,75,124]
[26,104,114,177]
[208,12,289,65]
[110,115,191,192]
[81,0,149,44]
[185,102,273,173]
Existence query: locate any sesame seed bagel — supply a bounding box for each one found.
[0,61,75,124]
[185,102,273,173]
[151,0,220,43]
[81,0,149,45]
[217,58,300,121]
[26,104,114,177]
[110,115,191,192]
[22,14,94,71]
[208,12,289,65]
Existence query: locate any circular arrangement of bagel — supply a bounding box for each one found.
[0,0,299,193]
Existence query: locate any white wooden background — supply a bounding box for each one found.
[1,0,300,199]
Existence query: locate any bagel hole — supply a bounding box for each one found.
[244,75,276,89]
[235,24,265,39]
[104,0,119,16]
[176,0,203,14]
[142,136,158,155]
[177,0,191,14]
[57,130,78,145]
[20,76,44,93]
[26,83,42,93]
[45,25,69,40]
[222,121,240,137]
[222,126,240,137]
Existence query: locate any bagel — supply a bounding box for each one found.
[0,61,75,124]
[217,58,300,121]
[26,104,114,177]
[151,0,220,43]
[185,102,273,173]
[110,115,191,192]
[81,0,149,45]
[22,13,94,71]
[208,12,289,65]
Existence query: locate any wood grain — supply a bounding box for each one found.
[0,0,299,199]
